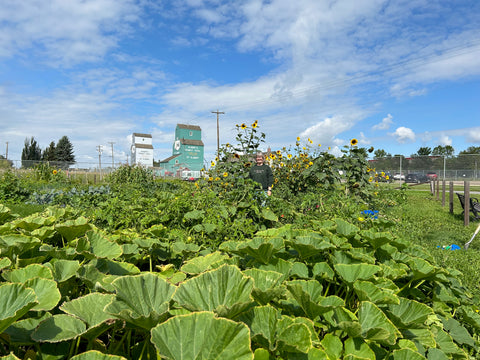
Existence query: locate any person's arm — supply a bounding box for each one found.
[266,166,273,195]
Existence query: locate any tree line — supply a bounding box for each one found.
[21,136,75,169]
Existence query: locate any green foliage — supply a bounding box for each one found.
[21,137,42,168]
[55,135,76,167]
[106,164,155,187]
[0,171,30,202]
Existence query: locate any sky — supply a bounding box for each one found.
[1,0,480,168]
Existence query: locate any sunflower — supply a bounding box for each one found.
[223,172,228,177]
[215,177,220,181]
[287,154,292,159]
[350,138,358,146]
[296,137,300,141]
[52,170,58,175]
[211,161,216,167]
[276,150,281,155]
[252,120,258,128]
[233,153,240,159]
[240,123,247,129]
[368,146,374,153]
[244,162,251,167]
[270,154,276,160]
[208,177,213,181]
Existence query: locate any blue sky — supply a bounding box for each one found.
[1,0,479,167]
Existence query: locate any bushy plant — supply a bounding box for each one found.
[106,164,155,187]
[0,170,30,202]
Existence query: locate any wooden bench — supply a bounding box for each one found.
[456,193,480,220]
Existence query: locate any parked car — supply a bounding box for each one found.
[393,173,405,180]
[405,173,428,183]
[426,172,437,180]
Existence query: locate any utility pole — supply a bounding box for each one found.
[5,142,8,159]
[108,142,115,169]
[211,110,225,155]
[96,145,103,180]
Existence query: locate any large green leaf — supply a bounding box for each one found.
[320,333,343,360]
[60,293,116,328]
[0,234,41,258]
[84,230,123,259]
[151,311,253,360]
[240,305,280,351]
[334,219,359,238]
[312,262,335,281]
[400,328,436,349]
[387,297,434,328]
[392,348,427,360]
[353,281,399,305]
[24,277,61,311]
[243,269,285,305]
[46,259,81,282]
[343,337,375,360]
[105,272,176,330]
[334,263,380,284]
[31,314,86,343]
[432,325,468,357]
[55,217,92,241]
[0,204,15,225]
[3,263,54,282]
[358,301,400,345]
[0,283,38,334]
[70,351,127,360]
[235,237,284,264]
[0,257,12,271]
[180,251,230,274]
[440,316,475,347]
[5,313,52,344]
[286,281,344,320]
[173,265,254,319]
[13,214,55,232]
[261,208,278,221]
[286,235,335,260]
[360,230,393,249]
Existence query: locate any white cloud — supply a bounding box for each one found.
[372,114,393,131]
[0,0,142,66]
[438,134,452,146]
[392,127,416,143]
[300,115,356,146]
[466,129,480,143]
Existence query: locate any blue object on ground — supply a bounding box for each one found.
[437,244,461,250]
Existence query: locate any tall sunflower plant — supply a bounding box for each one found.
[202,120,266,202]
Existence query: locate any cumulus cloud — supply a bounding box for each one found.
[300,115,356,146]
[392,127,416,143]
[466,129,480,143]
[372,114,393,131]
[438,134,452,146]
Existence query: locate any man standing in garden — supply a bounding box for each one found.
[249,152,273,196]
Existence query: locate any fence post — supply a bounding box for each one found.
[464,181,470,226]
[449,181,454,214]
[430,181,434,195]
[442,179,445,207]
[436,179,440,200]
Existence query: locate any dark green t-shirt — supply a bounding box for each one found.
[249,164,273,190]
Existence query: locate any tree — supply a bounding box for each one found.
[373,149,391,159]
[42,141,57,161]
[55,136,75,168]
[416,147,432,156]
[459,146,480,155]
[432,145,455,157]
[21,137,42,168]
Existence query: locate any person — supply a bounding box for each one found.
[249,152,273,196]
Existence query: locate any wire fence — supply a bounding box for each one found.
[368,154,480,181]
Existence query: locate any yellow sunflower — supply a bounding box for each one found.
[52,170,58,175]
[350,138,358,146]
[223,172,228,177]
[240,123,247,129]
[252,120,258,128]
[296,137,300,141]
[211,161,215,167]
[287,154,292,159]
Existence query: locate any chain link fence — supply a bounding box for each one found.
[369,154,480,181]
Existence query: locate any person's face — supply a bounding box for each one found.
[256,155,264,165]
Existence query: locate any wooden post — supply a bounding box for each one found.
[449,181,454,214]
[430,181,434,195]
[436,179,440,200]
[464,181,470,226]
[442,179,445,207]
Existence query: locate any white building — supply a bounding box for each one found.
[131,133,154,167]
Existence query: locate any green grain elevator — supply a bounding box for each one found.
[159,124,204,178]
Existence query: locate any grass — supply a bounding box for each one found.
[385,189,480,297]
